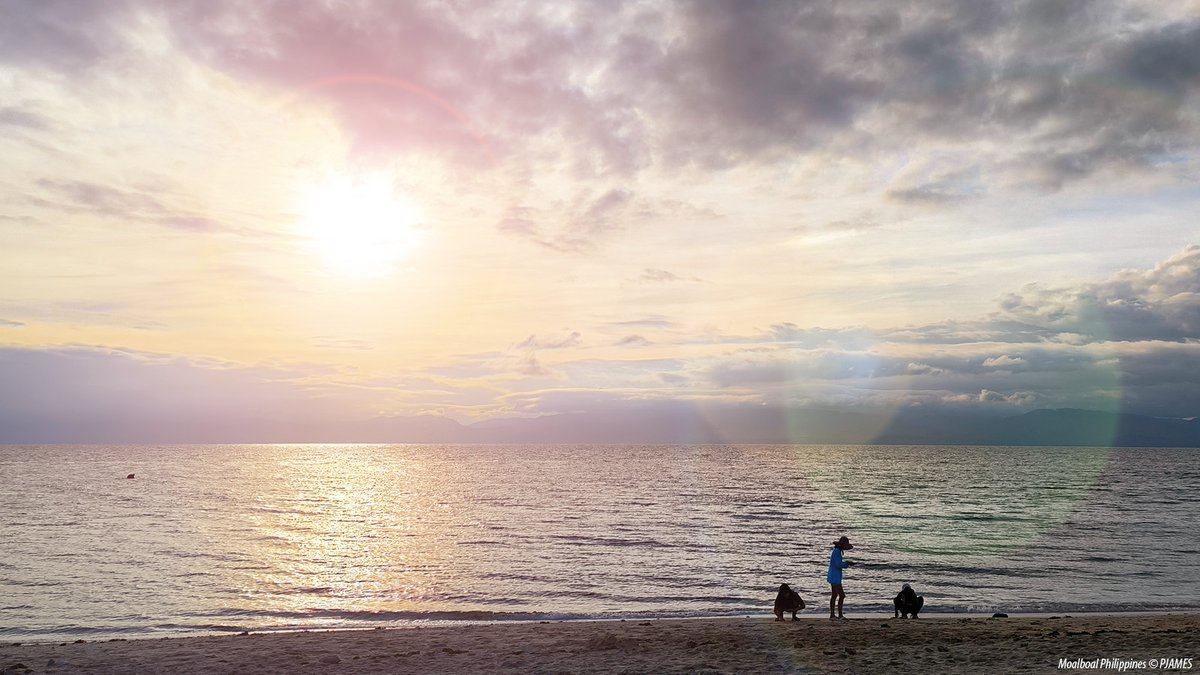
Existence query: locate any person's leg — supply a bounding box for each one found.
[836,587,845,618]
[829,585,840,619]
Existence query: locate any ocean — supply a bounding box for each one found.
[2,444,1197,640]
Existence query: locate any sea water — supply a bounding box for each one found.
[2,444,1197,639]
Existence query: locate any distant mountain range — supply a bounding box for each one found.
[7,406,1198,446]
[874,408,1200,448]
[340,407,1200,448]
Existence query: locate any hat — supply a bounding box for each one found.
[835,536,853,550]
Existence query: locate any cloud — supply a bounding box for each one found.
[9,1,1196,200]
[0,106,52,131]
[511,331,582,378]
[1115,23,1200,98]
[30,179,220,231]
[0,318,25,328]
[515,331,582,350]
[765,323,875,349]
[33,179,167,216]
[0,0,135,72]
[611,316,677,329]
[0,346,361,442]
[622,248,1199,418]
[2,3,1198,439]
[982,355,1026,370]
[976,389,1039,406]
[499,189,644,251]
[517,352,548,377]
[0,300,169,331]
[906,362,946,376]
[886,168,985,204]
[999,245,1200,341]
[311,337,375,352]
[4,245,1200,440]
[638,268,682,283]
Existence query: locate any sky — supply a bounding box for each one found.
[1,0,1199,442]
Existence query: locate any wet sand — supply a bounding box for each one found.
[2,613,1197,674]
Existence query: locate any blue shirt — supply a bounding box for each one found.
[827,546,849,585]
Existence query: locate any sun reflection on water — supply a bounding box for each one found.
[225,445,458,620]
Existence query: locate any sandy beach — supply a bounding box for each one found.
[3,614,1196,674]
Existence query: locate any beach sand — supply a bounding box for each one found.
[2,614,1197,674]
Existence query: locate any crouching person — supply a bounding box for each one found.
[774,583,806,621]
[894,583,924,619]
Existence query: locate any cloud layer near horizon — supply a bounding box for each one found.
[4,246,1199,441]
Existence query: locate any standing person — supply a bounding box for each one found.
[827,535,855,621]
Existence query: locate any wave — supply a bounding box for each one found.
[6,601,1200,642]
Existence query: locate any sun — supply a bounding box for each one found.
[298,172,424,277]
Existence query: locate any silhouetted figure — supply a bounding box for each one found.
[893,583,924,619]
[773,583,806,621]
[827,536,855,621]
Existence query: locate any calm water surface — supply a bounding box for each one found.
[1,444,1197,639]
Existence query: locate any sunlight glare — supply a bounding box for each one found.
[299,173,424,278]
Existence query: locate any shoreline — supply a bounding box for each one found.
[4,613,1197,674]
[7,609,1200,644]
[8,609,1199,645]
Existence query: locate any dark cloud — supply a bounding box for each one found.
[649,2,882,168]
[1116,23,1200,96]
[616,334,650,347]
[9,1,1194,197]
